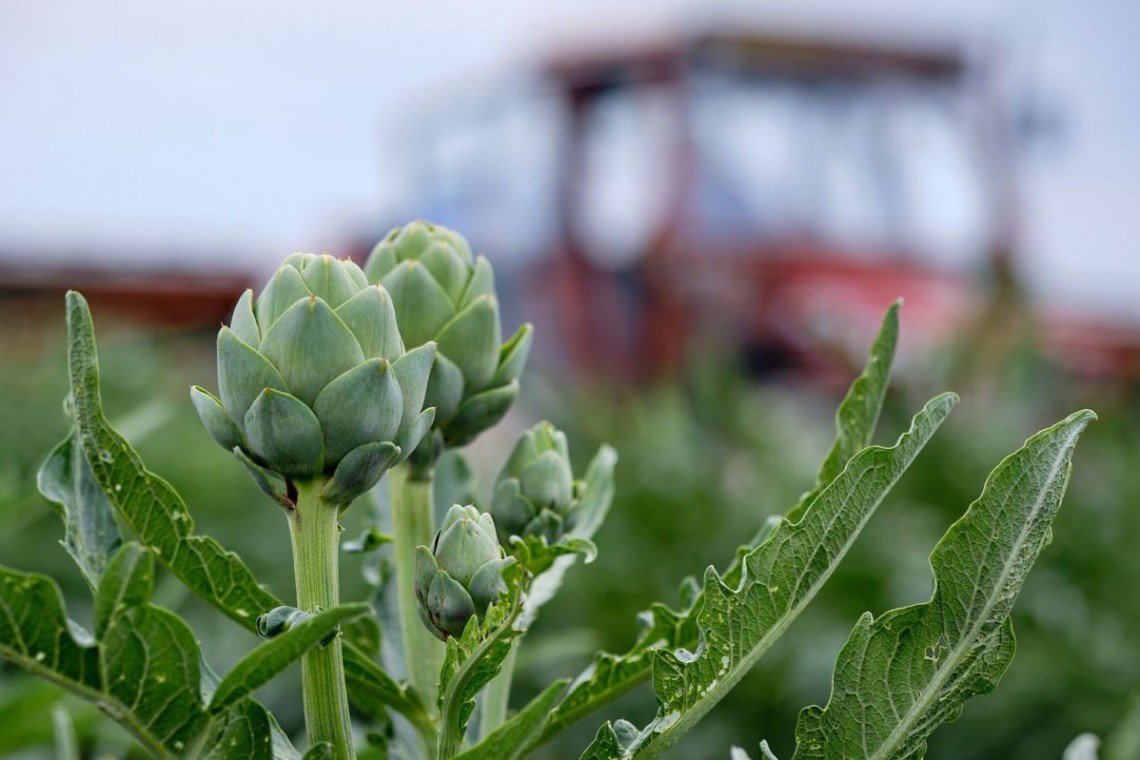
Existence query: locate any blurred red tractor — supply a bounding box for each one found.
[391,30,1137,383]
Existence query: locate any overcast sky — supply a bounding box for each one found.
[1,1,1137,319]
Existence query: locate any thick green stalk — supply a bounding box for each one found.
[389,463,445,709]
[290,479,355,759]
[479,645,517,740]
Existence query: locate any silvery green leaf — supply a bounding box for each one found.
[789,410,1094,760]
[509,304,899,754]
[783,300,901,525]
[580,393,956,759]
[202,699,304,759]
[37,432,121,590]
[453,679,569,760]
[0,544,209,756]
[569,445,619,541]
[437,565,528,757]
[67,295,284,629]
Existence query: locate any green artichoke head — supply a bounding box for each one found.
[491,422,576,545]
[414,504,514,640]
[192,253,438,505]
[364,221,533,471]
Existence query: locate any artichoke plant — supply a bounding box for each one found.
[491,422,577,545]
[191,253,437,505]
[414,505,514,640]
[364,221,532,472]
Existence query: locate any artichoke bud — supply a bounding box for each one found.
[364,221,533,470]
[256,605,338,648]
[193,252,437,505]
[414,505,514,640]
[491,422,577,545]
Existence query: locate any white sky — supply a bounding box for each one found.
[1,1,1137,319]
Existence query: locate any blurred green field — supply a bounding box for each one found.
[1,303,1137,758]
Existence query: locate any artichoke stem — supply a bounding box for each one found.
[390,463,445,711]
[289,478,355,759]
[479,644,517,740]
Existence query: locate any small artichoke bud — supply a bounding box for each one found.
[491,422,576,545]
[192,253,438,505]
[414,505,514,640]
[257,605,337,647]
[364,221,533,471]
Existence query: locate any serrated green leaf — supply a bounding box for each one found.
[789,409,1095,760]
[455,679,570,760]
[783,300,899,524]
[37,432,121,590]
[210,604,370,714]
[66,292,283,629]
[569,445,619,542]
[515,305,903,752]
[0,569,100,712]
[203,699,303,759]
[513,534,597,576]
[0,543,209,757]
[437,565,528,757]
[61,291,430,733]
[582,392,957,760]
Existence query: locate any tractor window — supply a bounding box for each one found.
[688,72,991,268]
[572,85,681,270]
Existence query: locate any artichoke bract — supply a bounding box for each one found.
[364,221,533,472]
[414,505,514,640]
[491,422,577,545]
[191,253,437,506]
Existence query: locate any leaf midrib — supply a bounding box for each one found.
[630,395,955,760]
[868,424,1082,760]
[633,466,880,759]
[0,642,177,759]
